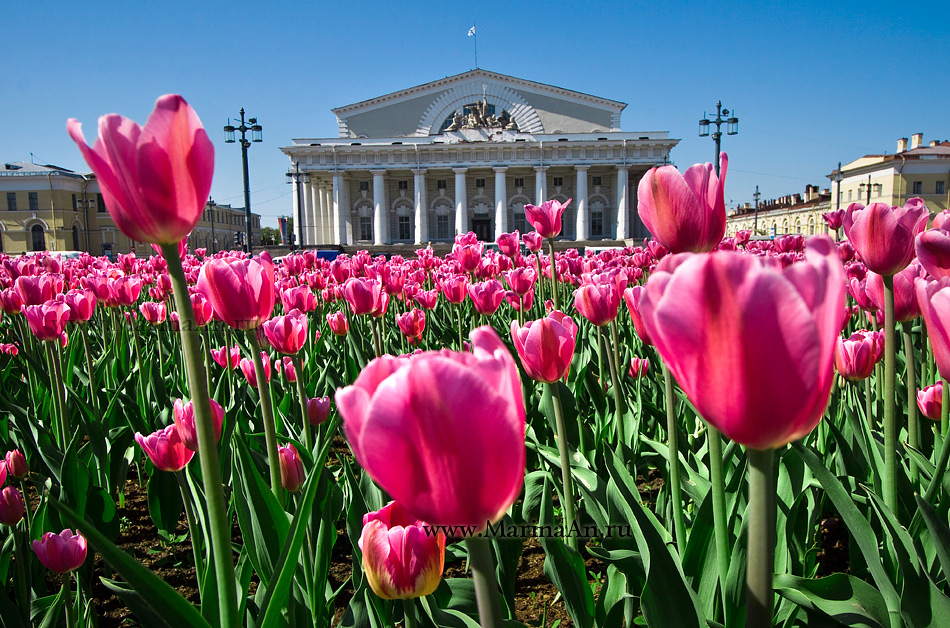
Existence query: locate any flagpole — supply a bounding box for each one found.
[473,23,478,68]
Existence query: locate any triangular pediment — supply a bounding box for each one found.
[331,69,626,139]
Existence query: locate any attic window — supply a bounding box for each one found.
[557,138,568,142]
[392,141,403,145]
[351,142,361,146]
[598,137,608,141]
[638,136,649,140]
[4,164,20,170]
[310,143,321,146]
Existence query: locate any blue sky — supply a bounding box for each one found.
[3,1,948,228]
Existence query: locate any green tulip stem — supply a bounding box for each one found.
[201,327,214,393]
[131,318,146,420]
[902,321,919,483]
[13,525,29,624]
[154,325,164,381]
[595,325,605,385]
[465,536,504,628]
[882,274,898,513]
[662,363,687,551]
[290,353,312,453]
[63,578,74,628]
[161,243,239,628]
[708,426,730,617]
[245,330,283,500]
[548,238,560,311]
[174,470,202,592]
[403,598,418,628]
[865,375,873,425]
[456,306,465,351]
[925,382,950,503]
[549,381,578,551]
[746,447,775,628]
[79,326,99,417]
[921,323,930,388]
[535,253,545,308]
[606,321,625,446]
[48,342,68,449]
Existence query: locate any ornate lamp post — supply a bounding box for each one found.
[285,161,309,250]
[698,101,739,176]
[224,109,262,253]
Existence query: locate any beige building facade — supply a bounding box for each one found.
[727,185,833,238]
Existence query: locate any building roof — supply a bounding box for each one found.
[1,161,85,178]
[831,141,950,178]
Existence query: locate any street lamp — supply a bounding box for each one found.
[285,161,309,250]
[753,185,761,235]
[698,101,738,176]
[224,108,262,253]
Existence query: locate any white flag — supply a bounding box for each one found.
[467,25,476,36]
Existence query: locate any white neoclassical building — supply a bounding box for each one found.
[281,69,679,246]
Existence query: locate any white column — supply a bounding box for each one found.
[372,170,386,245]
[575,165,589,241]
[534,166,548,204]
[303,179,314,247]
[292,177,303,247]
[413,168,427,244]
[319,183,329,245]
[453,167,468,235]
[324,186,333,244]
[493,167,508,240]
[307,180,318,246]
[332,173,346,245]
[616,167,629,240]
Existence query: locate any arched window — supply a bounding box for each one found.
[808,216,815,235]
[72,225,81,251]
[794,218,801,234]
[31,224,46,251]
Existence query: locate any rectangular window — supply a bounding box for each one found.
[6,193,15,211]
[937,181,945,195]
[398,215,411,240]
[97,193,106,212]
[398,180,409,190]
[514,213,527,234]
[437,179,447,189]
[475,178,486,188]
[72,194,78,211]
[514,177,525,187]
[360,216,373,241]
[847,189,853,202]
[913,181,923,194]
[591,212,604,237]
[29,192,39,211]
[553,176,563,187]
[359,181,370,191]
[592,176,602,186]
[437,214,450,239]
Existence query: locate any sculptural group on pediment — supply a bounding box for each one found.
[445,98,519,132]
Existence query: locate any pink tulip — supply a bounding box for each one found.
[342,277,384,316]
[211,345,241,369]
[866,262,926,322]
[917,382,944,421]
[629,357,650,379]
[835,330,884,381]
[139,301,167,325]
[359,500,446,600]
[240,353,271,387]
[510,310,578,384]
[134,425,195,472]
[108,276,143,307]
[275,356,296,382]
[24,301,71,342]
[190,292,214,327]
[197,254,275,330]
[496,230,521,257]
[336,326,524,531]
[916,228,950,279]
[15,275,60,306]
[67,95,213,245]
[0,343,18,356]
[281,285,319,313]
[639,236,845,450]
[842,199,928,276]
[307,396,331,426]
[504,267,537,296]
[467,279,506,316]
[0,486,25,526]
[525,198,571,239]
[622,285,654,346]
[522,231,544,253]
[62,289,97,323]
[917,277,950,380]
[326,311,349,336]
[637,154,728,254]
[439,275,469,304]
[412,289,439,310]
[573,280,622,327]
[33,530,87,573]
[934,211,950,231]
[278,443,305,492]
[263,309,309,355]
[822,210,845,231]
[848,276,878,313]
[396,308,426,341]
[172,398,224,451]
[0,289,23,315]
[5,450,28,479]
[505,289,535,312]
[453,241,483,273]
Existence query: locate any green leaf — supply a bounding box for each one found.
[146,470,184,540]
[774,573,889,628]
[915,495,950,583]
[49,498,212,628]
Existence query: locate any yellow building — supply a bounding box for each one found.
[727,185,833,238]
[1,162,261,257]
[830,134,950,216]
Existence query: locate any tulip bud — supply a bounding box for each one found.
[327,311,349,335]
[33,529,87,573]
[510,311,578,384]
[0,487,25,526]
[629,357,650,379]
[359,501,446,600]
[307,396,331,426]
[134,425,195,472]
[5,449,28,479]
[173,399,225,451]
[278,444,305,492]
[918,382,944,421]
